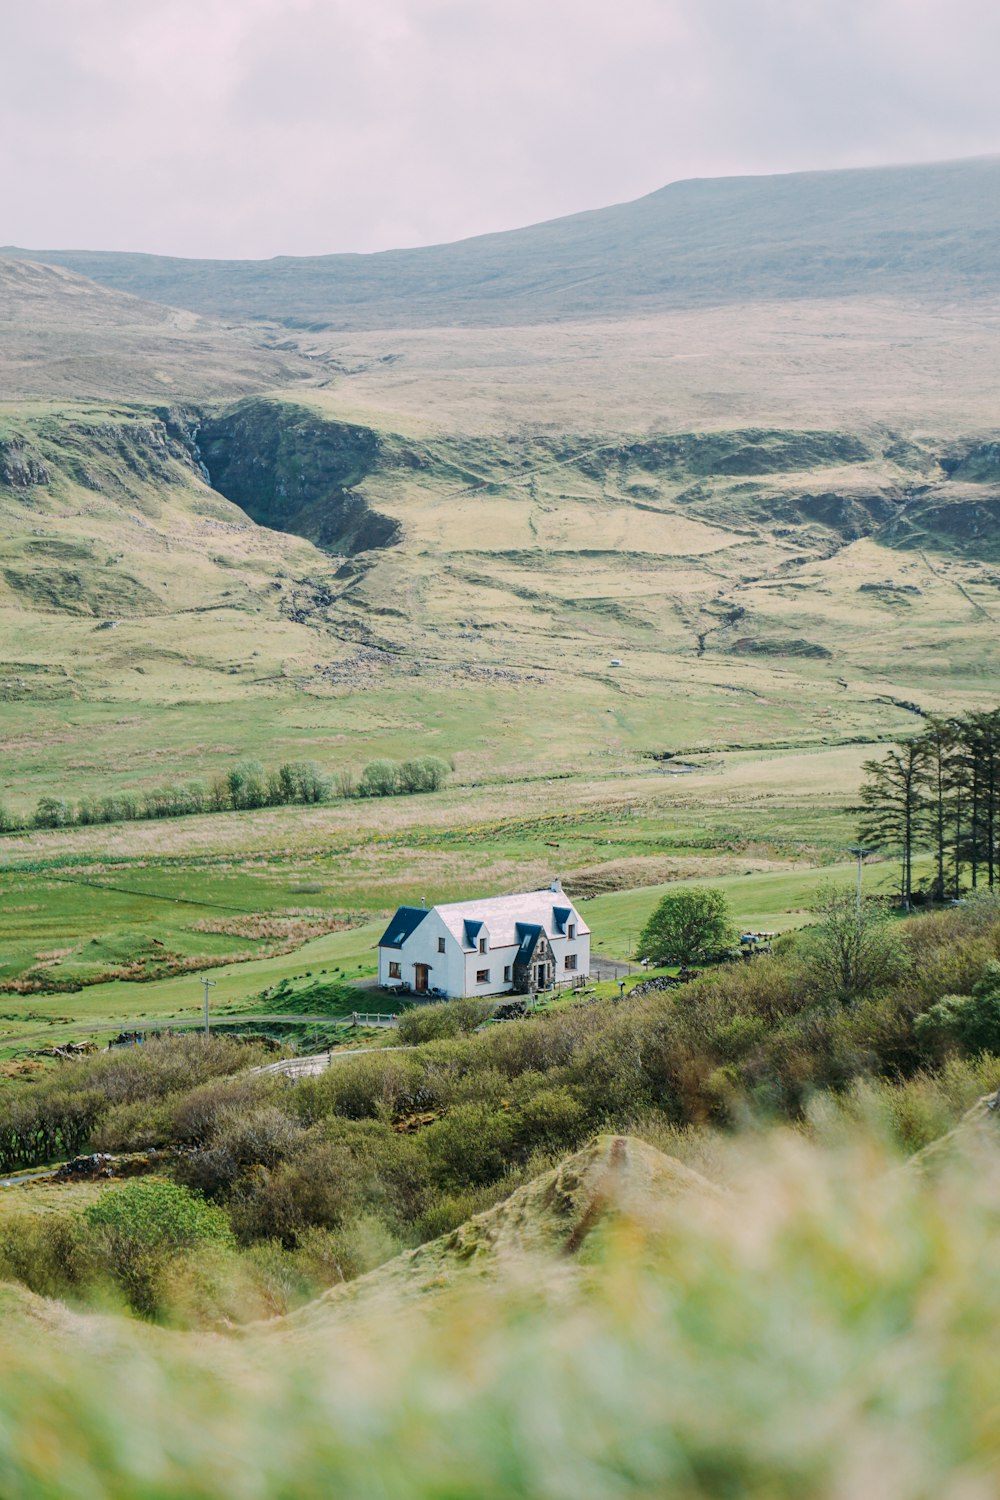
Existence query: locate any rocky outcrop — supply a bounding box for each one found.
[0,436,50,491]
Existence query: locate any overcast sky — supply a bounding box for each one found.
[3,0,999,259]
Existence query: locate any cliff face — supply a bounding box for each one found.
[196,400,399,556]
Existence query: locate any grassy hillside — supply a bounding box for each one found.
[7,157,1000,328]
[3,1123,1000,1499]
[2,161,1000,1051]
[0,257,317,401]
[6,394,996,822]
[0,387,998,1039]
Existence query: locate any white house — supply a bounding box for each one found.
[377,880,590,999]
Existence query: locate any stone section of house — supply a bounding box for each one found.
[377,881,590,999]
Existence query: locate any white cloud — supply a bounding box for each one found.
[1,0,998,256]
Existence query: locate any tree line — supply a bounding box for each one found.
[859,708,1000,906]
[0,754,451,834]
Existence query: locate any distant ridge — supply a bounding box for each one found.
[5,157,1000,331]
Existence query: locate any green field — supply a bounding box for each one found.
[0,763,906,1056]
[2,194,1000,1067]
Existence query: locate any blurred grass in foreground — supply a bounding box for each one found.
[2,1121,1000,1497]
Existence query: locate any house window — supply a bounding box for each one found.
[476,969,490,984]
[503,965,512,983]
[479,936,487,953]
[568,923,576,939]
[388,962,401,979]
[564,954,577,972]
[438,937,446,953]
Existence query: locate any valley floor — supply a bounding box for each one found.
[0,738,909,1055]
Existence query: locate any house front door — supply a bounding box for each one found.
[414,964,429,994]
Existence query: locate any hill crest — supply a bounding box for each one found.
[6,156,1000,330]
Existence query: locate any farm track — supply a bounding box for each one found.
[0,1013,386,1049]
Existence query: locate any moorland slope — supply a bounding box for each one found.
[0,257,316,401]
[7,157,1000,329]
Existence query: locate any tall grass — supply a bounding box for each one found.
[2,1124,1000,1497]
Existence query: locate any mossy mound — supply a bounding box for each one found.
[278,1136,719,1336]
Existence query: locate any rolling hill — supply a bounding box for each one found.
[0,157,998,860]
[6,156,1000,330]
[0,256,316,401]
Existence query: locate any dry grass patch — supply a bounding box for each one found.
[188,914,348,943]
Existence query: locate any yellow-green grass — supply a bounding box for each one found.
[0,1177,126,1217]
[0,737,922,1050]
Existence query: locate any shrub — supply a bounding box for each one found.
[800,886,910,1002]
[33,795,72,828]
[0,1212,96,1300]
[915,962,1000,1057]
[637,887,732,966]
[83,1179,235,1316]
[84,1179,234,1252]
[510,1084,586,1152]
[335,768,357,799]
[397,757,449,794]
[426,1103,517,1188]
[396,998,494,1044]
[294,1051,430,1125]
[357,759,400,797]
[356,756,449,798]
[226,1138,364,1246]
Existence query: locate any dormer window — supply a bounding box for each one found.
[479,936,487,953]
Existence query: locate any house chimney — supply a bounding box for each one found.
[550,878,562,894]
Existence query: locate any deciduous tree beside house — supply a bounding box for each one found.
[636,887,732,967]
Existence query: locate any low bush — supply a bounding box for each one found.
[915,962,1000,1057]
[82,1179,234,1316]
[396,997,495,1044]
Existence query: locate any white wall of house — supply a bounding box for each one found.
[379,891,591,1000]
[462,934,518,998]
[378,909,466,995]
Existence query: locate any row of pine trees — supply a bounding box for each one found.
[860,709,1000,905]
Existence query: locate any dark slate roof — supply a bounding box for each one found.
[513,923,543,966]
[552,906,572,935]
[463,918,484,950]
[378,906,430,950]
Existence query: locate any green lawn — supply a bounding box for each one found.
[0,851,908,1055]
[0,923,384,1054]
[580,856,908,957]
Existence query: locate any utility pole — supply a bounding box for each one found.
[848,846,871,915]
[202,978,216,1036]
